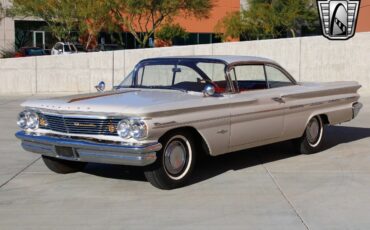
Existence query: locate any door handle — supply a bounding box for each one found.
[272,97,285,103]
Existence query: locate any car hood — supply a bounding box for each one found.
[22,89,210,116]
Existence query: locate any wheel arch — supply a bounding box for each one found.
[158,126,212,157]
[298,113,328,138]
[319,114,330,125]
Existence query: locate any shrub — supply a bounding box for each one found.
[155,24,188,43]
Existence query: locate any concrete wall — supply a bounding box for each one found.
[0,17,15,53]
[0,32,369,95]
[0,0,14,53]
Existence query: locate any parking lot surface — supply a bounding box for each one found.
[0,94,369,230]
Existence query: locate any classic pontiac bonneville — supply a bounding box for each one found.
[16,56,362,189]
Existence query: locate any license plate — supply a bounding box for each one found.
[55,146,75,158]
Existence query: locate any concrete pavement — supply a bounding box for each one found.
[0,94,369,230]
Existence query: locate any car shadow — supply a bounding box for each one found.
[189,125,370,185]
[322,125,370,151]
[83,163,147,182]
[81,126,370,186]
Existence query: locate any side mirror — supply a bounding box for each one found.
[95,81,106,92]
[203,84,216,97]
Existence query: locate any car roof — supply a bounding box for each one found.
[21,47,43,49]
[141,55,278,65]
[55,42,75,45]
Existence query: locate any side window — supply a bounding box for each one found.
[197,63,226,81]
[233,65,267,91]
[197,62,229,93]
[173,66,201,84]
[265,66,294,88]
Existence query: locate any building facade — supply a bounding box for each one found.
[0,0,242,51]
[358,0,370,32]
[1,0,369,53]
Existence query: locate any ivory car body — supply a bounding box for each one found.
[15,56,362,189]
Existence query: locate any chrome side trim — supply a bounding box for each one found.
[288,96,358,110]
[144,98,258,117]
[153,121,177,128]
[152,115,230,129]
[153,96,358,130]
[15,131,161,166]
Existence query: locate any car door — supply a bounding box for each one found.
[264,64,300,138]
[228,64,287,149]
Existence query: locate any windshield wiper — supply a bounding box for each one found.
[143,86,188,93]
[114,85,132,90]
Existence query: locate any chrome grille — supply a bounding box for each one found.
[41,114,120,136]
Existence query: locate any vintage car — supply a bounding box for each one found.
[15,56,362,189]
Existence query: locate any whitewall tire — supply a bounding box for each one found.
[294,116,325,154]
[144,131,196,189]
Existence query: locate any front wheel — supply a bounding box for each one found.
[144,131,197,190]
[42,155,87,174]
[294,116,325,154]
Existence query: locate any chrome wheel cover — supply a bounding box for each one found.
[306,117,323,147]
[163,135,192,180]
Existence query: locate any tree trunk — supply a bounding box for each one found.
[86,34,93,51]
[142,35,150,48]
[290,28,296,38]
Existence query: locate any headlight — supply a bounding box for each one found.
[130,120,148,139]
[17,110,39,130]
[117,120,131,138]
[117,119,148,140]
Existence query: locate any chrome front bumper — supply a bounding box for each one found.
[15,131,161,166]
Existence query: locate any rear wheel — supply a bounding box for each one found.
[294,116,325,154]
[42,155,87,174]
[144,131,196,190]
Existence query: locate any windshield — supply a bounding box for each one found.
[26,48,45,56]
[117,60,228,93]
